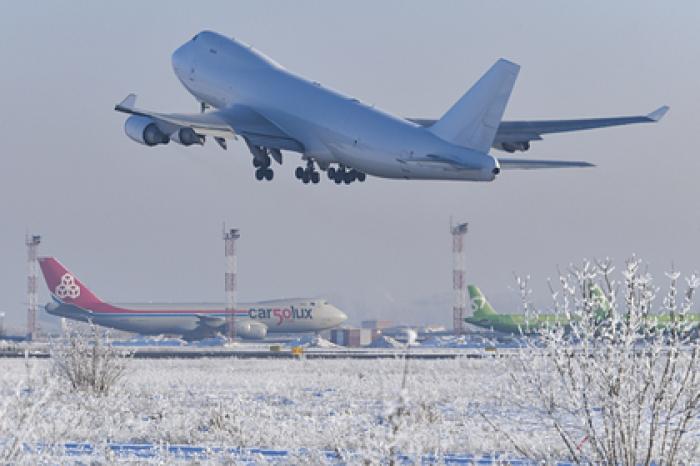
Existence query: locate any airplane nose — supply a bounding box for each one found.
[171,43,192,76]
[333,307,348,325]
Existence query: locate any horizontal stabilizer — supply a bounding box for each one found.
[401,153,481,170]
[498,158,595,170]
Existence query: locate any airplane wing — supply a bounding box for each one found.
[114,94,304,152]
[195,314,227,328]
[408,106,669,153]
[497,158,595,170]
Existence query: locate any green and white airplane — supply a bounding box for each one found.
[465,285,700,335]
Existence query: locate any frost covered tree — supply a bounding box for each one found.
[484,257,700,464]
[0,356,62,462]
[51,323,130,395]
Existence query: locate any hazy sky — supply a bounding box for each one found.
[1,1,699,330]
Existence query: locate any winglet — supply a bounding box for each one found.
[646,105,669,122]
[115,93,137,113]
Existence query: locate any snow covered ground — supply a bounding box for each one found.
[0,357,697,463]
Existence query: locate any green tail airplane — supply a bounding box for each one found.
[464,285,700,335]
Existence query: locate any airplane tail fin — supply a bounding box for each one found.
[430,59,520,153]
[589,283,611,317]
[38,257,103,307]
[468,285,498,317]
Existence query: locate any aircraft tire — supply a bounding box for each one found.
[311,172,320,184]
[357,172,366,182]
[255,169,264,181]
[328,167,336,179]
[295,167,304,179]
[265,169,274,181]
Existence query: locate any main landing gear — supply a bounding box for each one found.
[253,154,273,181]
[328,165,366,184]
[247,140,278,182]
[295,160,320,184]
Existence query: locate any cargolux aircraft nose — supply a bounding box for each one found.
[332,306,348,326]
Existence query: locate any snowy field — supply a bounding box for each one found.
[1,356,698,463]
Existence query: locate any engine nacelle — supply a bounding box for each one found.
[235,321,268,340]
[171,127,202,146]
[124,115,170,146]
[500,141,531,153]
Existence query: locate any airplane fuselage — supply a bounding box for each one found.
[47,298,347,339]
[171,31,498,181]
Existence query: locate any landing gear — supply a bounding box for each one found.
[296,160,320,184]
[253,154,273,181]
[328,165,366,185]
[253,154,271,169]
[255,167,273,181]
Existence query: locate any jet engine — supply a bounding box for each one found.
[170,127,203,146]
[499,141,531,153]
[235,321,268,340]
[124,115,170,146]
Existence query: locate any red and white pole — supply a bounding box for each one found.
[451,222,468,335]
[26,234,41,340]
[224,228,240,341]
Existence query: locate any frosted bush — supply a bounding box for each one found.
[50,323,130,395]
[485,258,700,464]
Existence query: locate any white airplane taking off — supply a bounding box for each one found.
[115,31,668,185]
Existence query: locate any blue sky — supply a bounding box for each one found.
[1,1,699,329]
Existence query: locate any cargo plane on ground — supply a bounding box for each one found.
[39,257,347,341]
[115,31,668,185]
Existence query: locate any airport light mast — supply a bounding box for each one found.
[224,227,240,341]
[451,221,468,335]
[26,234,41,340]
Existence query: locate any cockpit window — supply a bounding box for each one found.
[192,34,199,41]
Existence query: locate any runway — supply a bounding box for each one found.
[0,345,511,360]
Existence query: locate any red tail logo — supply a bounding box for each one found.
[55,273,81,300]
[38,257,102,306]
